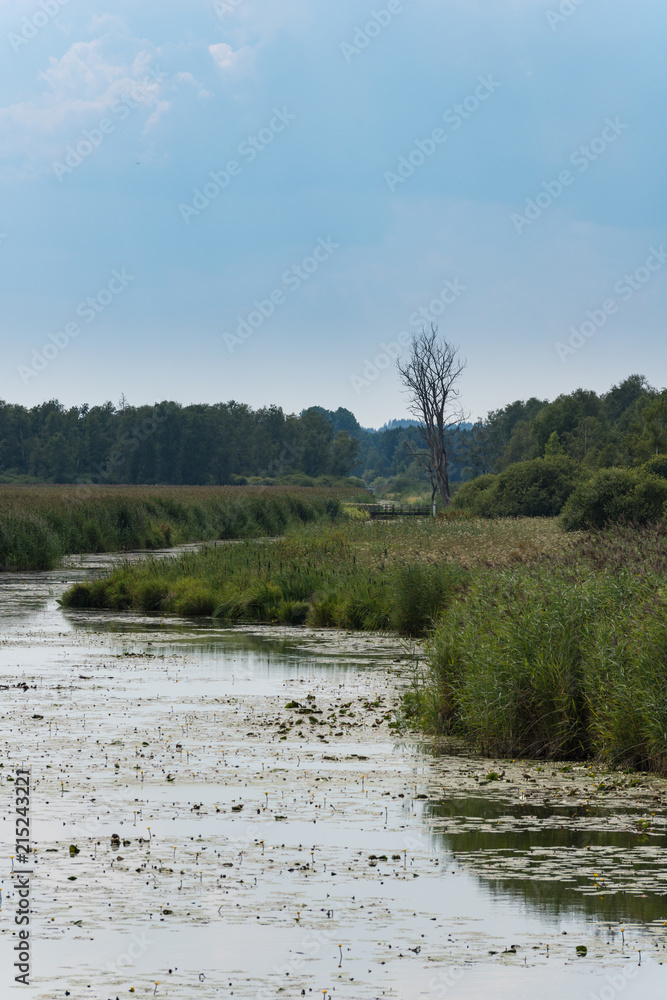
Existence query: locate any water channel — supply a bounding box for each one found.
[0,550,665,998]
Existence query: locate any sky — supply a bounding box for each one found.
[1,0,666,427]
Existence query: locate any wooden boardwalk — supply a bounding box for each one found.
[354,503,435,519]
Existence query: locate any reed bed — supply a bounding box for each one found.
[62,516,572,635]
[409,524,667,772]
[62,515,667,770]
[0,485,364,571]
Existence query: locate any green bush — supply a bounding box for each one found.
[450,474,497,515]
[641,455,667,480]
[561,468,667,530]
[453,458,580,518]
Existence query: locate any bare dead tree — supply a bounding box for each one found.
[396,325,467,506]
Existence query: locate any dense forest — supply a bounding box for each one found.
[0,374,663,488]
[464,373,667,476]
[0,397,468,487]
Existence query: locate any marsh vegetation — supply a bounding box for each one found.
[0,484,363,571]
[61,512,667,773]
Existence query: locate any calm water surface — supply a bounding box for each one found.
[0,550,665,998]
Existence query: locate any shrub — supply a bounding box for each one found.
[451,474,497,516]
[453,458,581,518]
[561,468,667,530]
[641,455,667,480]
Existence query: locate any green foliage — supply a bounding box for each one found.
[461,374,665,474]
[640,390,667,457]
[0,397,463,487]
[328,431,360,476]
[532,389,603,456]
[0,486,356,571]
[453,458,581,517]
[450,474,497,514]
[418,553,667,770]
[389,564,466,636]
[62,520,469,636]
[641,455,667,480]
[543,431,565,457]
[560,469,667,530]
[0,512,62,571]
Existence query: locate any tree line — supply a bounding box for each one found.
[0,398,470,486]
[462,373,667,478]
[2,373,655,488]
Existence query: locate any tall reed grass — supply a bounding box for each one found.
[411,525,667,771]
[61,510,667,770]
[62,521,469,636]
[61,517,572,632]
[0,485,362,571]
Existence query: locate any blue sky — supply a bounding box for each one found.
[1,0,666,426]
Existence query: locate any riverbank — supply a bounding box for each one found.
[1,556,665,998]
[0,484,363,571]
[61,517,667,774]
[61,516,571,631]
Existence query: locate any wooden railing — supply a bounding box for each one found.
[353,503,435,519]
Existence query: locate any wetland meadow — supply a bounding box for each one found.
[1,488,666,998]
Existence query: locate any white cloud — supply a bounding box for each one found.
[143,99,171,134]
[0,35,169,169]
[208,41,255,76]
[39,39,129,97]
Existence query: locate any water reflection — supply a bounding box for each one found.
[425,795,667,923]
